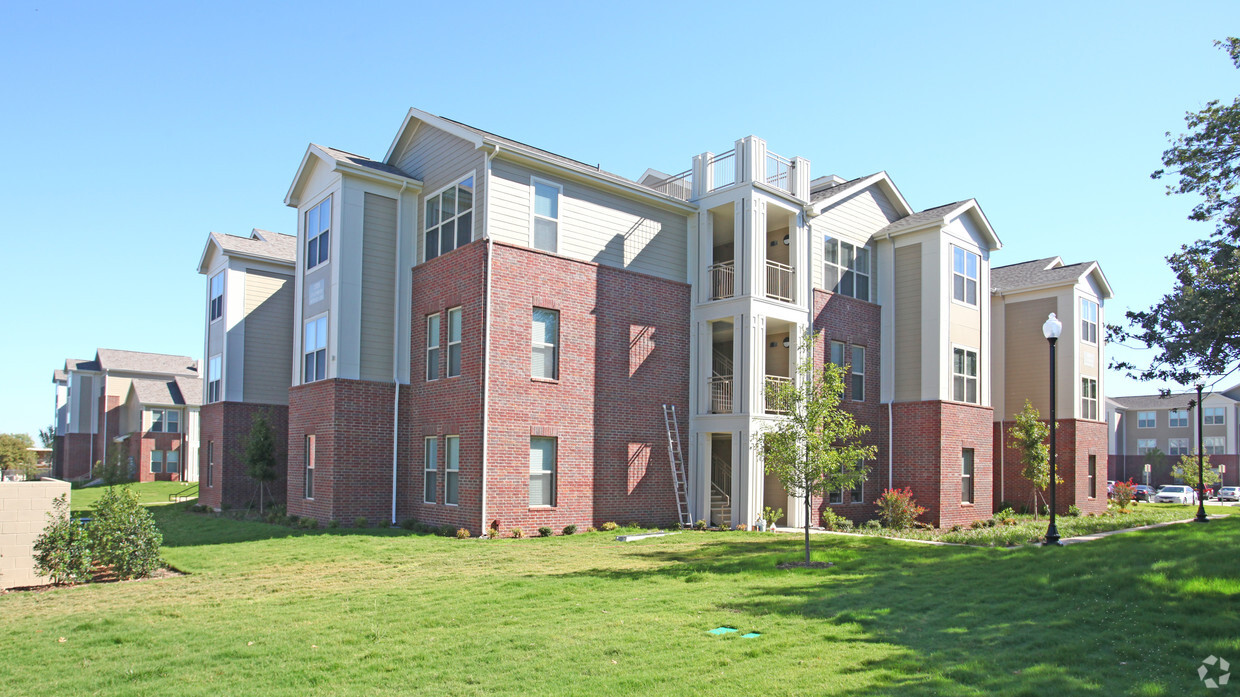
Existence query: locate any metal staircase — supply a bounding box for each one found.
[662,404,693,528]
[710,455,732,528]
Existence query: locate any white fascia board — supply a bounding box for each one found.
[334,160,423,191]
[284,145,329,208]
[1084,262,1115,299]
[383,107,484,163]
[217,250,296,270]
[493,147,697,215]
[196,235,222,275]
[960,200,1002,250]
[809,172,914,218]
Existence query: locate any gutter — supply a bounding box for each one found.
[391,179,408,526]
[480,143,500,535]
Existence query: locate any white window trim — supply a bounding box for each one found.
[209,271,225,324]
[426,313,441,382]
[532,307,560,381]
[423,172,477,263]
[206,441,214,488]
[962,448,975,504]
[529,436,557,508]
[1080,297,1099,346]
[304,434,315,500]
[207,354,223,404]
[446,307,462,379]
[1137,438,1158,455]
[1168,438,1190,456]
[150,450,164,474]
[1168,409,1189,428]
[1081,377,1099,421]
[529,177,563,254]
[850,345,865,402]
[303,312,329,384]
[445,435,460,506]
[148,408,180,434]
[424,436,438,505]
[305,194,332,271]
[950,245,980,309]
[1205,407,1227,425]
[822,236,872,302]
[1136,411,1157,429]
[951,344,980,405]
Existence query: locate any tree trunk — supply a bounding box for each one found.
[804,488,811,564]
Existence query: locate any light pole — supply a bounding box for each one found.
[1043,313,1062,546]
[1196,384,1209,523]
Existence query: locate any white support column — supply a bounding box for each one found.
[697,321,711,415]
[791,156,811,200]
[753,314,767,415]
[694,431,711,523]
[738,136,766,185]
[749,196,765,298]
[732,313,745,415]
[698,211,712,302]
[692,152,712,199]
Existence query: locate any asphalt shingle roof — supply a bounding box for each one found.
[809,173,879,203]
[1109,394,1197,411]
[318,145,416,180]
[992,258,1098,292]
[95,349,198,376]
[874,201,969,235]
[129,377,203,407]
[211,230,297,264]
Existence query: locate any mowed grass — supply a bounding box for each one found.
[2,506,1237,696]
[70,481,197,513]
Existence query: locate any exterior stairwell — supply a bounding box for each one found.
[710,454,732,528]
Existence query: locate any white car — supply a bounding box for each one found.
[1153,485,1199,504]
[1218,486,1240,502]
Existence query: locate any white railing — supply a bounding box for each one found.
[651,169,692,201]
[765,375,793,414]
[765,151,792,193]
[709,375,733,414]
[709,150,736,191]
[708,260,735,300]
[766,259,794,303]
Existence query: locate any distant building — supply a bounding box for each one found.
[1107,386,1240,488]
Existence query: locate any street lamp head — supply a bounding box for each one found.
[1042,313,1062,340]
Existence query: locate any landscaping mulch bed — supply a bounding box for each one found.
[1,566,183,594]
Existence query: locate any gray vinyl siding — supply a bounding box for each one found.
[812,187,901,290]
[1002,297,1056,420]
[75,375,93,432]
[488,158,688,282]
[242,269,295,404]
[359,193,398,382]
[394,126,486,263]
[893,244,922,402]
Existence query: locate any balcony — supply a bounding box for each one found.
[765,152,791,193]
[708,260,735,300]
[765,260,794,303]
[650,169,692,201]
[764,375,792,414]
[709,150,736,191]
[709,375,733,414]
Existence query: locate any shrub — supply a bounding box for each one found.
[875,488,926,530]
[585,526,598,533]
[821,509,848,531]
[298,517,319,530]
[669,521,683,531]
[736,524,749,531]
[626,521,641,529]
[327,519,340,529]
[838,519,854,530]
[88,487,163,580]
[949,524,963,533]
[510,527,524,539]
[455,528,470,539]
[438,524,456,537]
[993,507,1017,525]
[538,526,553,538]
[1066,505,1082,517]
[692,520,707,531]
[489,522,501,539]
[1112,480,1136,510]
[33,495,94,584]
[286,515,300,526]
[762,506,784,528]
[562,524,577,536]
[354,516,368,528]
[862,519,882,531]
[400,518,418,530]
[600,521,618,532]
[970,519,986,530]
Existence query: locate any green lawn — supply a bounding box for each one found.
[70,481,197,513]
[1,505,1236,696]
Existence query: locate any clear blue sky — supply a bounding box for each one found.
[2,1,1238,440]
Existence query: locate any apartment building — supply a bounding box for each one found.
[1107,386,1240,488]
[196,229,296,509]
[52,349,201,482]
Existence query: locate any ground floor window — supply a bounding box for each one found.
[445,435,459,505]
[530,437,556,506]
[148,449,178,475]
[206,441,214,487]
[424,437,438,504]
[962,448,974,504]
[1088,454,1097,498]
[1137,439,1157,456]
[304,435,315,499]
[150,450,163,474]
[1205,436,1226,455]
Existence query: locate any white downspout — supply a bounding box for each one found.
[887,401,893,490]
[391,180,408,526]
[480,143,500,535]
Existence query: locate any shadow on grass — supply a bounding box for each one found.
[557,520,1240,695]
[151,505,413,548]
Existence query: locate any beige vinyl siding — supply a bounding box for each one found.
[893,244,922,402]
[948,297,981,348]
[359,193,398,382]
[105,376,132,398]
[812,187,901,290]
[1079,343,1099,378]
[1002,297,1056,420]
[487,158,688,282]
[242,269,295,404]
[394,126,486,262]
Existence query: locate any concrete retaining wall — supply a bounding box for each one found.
[0,478,72,589]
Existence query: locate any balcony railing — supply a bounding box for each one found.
[651,169,693,201]
[709,150,736,191]
[765,375,793,414]
[765,151,792,193]
[708,260,735,300]
[765,260,794,303]
[709,375,733,414]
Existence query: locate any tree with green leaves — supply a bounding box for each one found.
[242,411,279,514]
[0,433,37,479]
[1171,453,1220,490]
[1007,400,1061,519]
[99,440,132,486]
[1112,38,1240,386]
[756,332,876,565]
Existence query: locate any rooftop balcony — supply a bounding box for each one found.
[648,137,810,201]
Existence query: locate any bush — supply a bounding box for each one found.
[862,519,882,531]
[692,519,707,531]
[33,495,94,584]
[993,507,1017,525]
[669,521,683,531]
[875,488,927,530]
[821,509,848,531]
[298,517,319,530]
[438,525,456,538]
[585,526,598,533]
[400,518,418,530]
[1066,505,1082,517]
[1112,480,1137,510]
[455,528,470,539]
[600,521,618,532]
[88,487,163,580]
[562,524,577,536]
[488,523,501,539]
[354,516,368,528]
[538,526,553,538]
[327,519,340,529]
[510,527,524,539]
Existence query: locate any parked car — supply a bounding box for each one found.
[1154,485,1199,504]
[1133,484,1156,501]
[1218,486,1240,502]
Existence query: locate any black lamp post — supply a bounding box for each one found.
[1196,384,1209,523]
[1043,313,1063,546]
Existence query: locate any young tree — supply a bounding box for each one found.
[756,332,876,565]
[99,440,132,485]
[1171,453,1220,490]
[1007,400,1060,519]
[242,411,279,514]
[38,425,55,448]
[0,433,37,479]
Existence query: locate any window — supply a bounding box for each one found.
[207,354,222,403]
[424,437,438,504]
[1205,437,1226,455]
[1081,378,1098,421]
[150,450,163,474]
[304,316,328,383]
[304,435,315,499]
[1137,439,1157,456]
[1088,455,1097,498]
[828,488,842,505]
[850,346,865,402]
[952,347,979,404]
[1080,298,1099,344]
[1168,438,1189,456]
[823,237,871,301]
[1137,411,1156,428]
[1169,409,1188,428]
[166,450,179,475]
[532,308,559,380]
[952,246,979,306]
[209,272,224,322]
[447,307,462,378]
[305,196,331,270]
[530,436,556,507]
[532,180,561,252]
[849,474,864,504]
[426,313,440,381]
[1205,407,1226,425]
[829,462,865,504]
[425,175,474,261]
[445,435,460,505]
[962,448,975,504]
[149,409,179,434]
[206,441,214,488]
[829,340,846,369]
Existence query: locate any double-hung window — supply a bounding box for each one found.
[1080,298,1099,344]
[149,409,179,433]
[150,450,164,474]
[426,313,440,381]
[952,247,979,306]
[1137,439,1157,455]
[166,450,179,475]
[209,272,224,322]
[1081,378,1098,420]
[1169,409,1188,428]
[829,341,846,370]
[445,435,460,505]
[304,435,315,499]
[447,308,462,378]
[532,180,561,252]
[952,347,979,404]
[850,346,865,401]
[1205,437,1226,455]
[530,436,556,507]
[962,448,975,504]
[207,355,222,403]
[424,437,438,504]
[532,308,559,379]
[1088,455,1097,498]
[1168,438,1189,456]
[1137,411,1156,428]
[206,441,214,488]
[304,316,328,383]
[823,237,871,301]
[1205,407,1226,425]
[306,196,331,270]
[425,175,474,261]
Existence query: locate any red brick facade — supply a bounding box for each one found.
[994,418,1107,515]
[199,402,289,510]
[57,433,94,480]
[890,401,994,528]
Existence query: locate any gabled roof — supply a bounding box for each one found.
[809,171,914,218]
[1109,394,1197,411]
[198,229,297,274]
[285,143,422,208]
[873,199,1002,250]
[991,257,1114,299]
[95,349,198,376]
[128,376,202,407]
[64,358,97,372]
[52,369,67,383]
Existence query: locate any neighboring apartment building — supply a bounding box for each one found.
[1107,386,1240,488]
[52,349,202,482]
[991,258,1113,514]
[196,229,296,509]
[245,107,1109,532]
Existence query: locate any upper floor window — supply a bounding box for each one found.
[447,307,462,378]
[306,196,331,270]
[1137,438,1157,455]
[426,313,440,381]
[850,346,865,402]
[1169,409,1188,428]
[207,355,222,403]
[1081,378,1098,420]
[1137,411,1156,428]
[533,180,561,253]
[1205,407,1226,425]
[1080,298,1099,344]
[209,272,224,322]
[426,175,474,261]
[952,347,978,404]
[149,409,180,433]
[532,308,559,380]
[823,237,871,302]
[304,316,328,383]
[829,340,846,369]
[952,247,979,306]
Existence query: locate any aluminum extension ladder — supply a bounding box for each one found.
[662,404,692,528]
